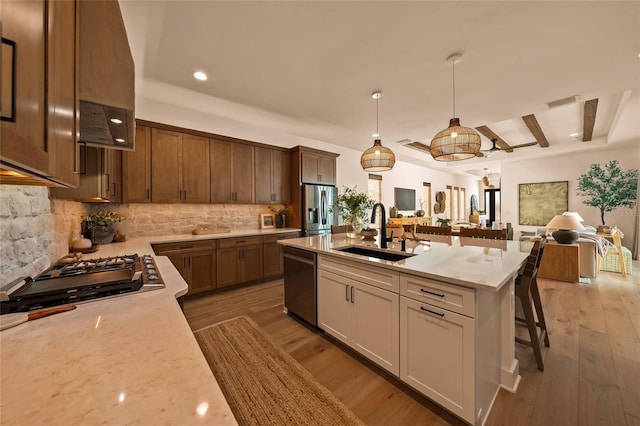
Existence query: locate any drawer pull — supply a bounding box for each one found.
[420,306,445,317]
[181,246,193,250]
[420,288,445,298]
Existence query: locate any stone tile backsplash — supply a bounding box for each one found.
[88,203,284,237]
[0,186,86,286]
[0,185,286,286]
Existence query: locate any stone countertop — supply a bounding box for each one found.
[279,233,530,291]
[0,228,299,425]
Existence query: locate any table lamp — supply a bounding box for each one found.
[546,214,585,244]
[562,211,584,222]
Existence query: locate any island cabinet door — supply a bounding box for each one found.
[400,296,476,424]
[351,281,399,376]
[318,269,400,376]
[317,270,352,345]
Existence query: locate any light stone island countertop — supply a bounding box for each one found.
[0,228,300,426]
[279,233,531,291]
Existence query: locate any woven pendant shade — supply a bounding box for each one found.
[360,139,395,171]
[430,118,481,161]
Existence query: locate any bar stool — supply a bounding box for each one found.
[515,237,550,371]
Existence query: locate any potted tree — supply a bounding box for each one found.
[576,160,638,225]
[331,186,375,238]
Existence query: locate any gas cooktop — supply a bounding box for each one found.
[0,254,164,314]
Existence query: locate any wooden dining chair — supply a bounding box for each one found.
[415,225,452,235]
[515,237,549,371]
[459,227,507,240]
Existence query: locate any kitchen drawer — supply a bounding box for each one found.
[318,254,399,293]
[263,232,299,244]
[218,235,263,249]
[152,239,217,256]
[400,274,476,318]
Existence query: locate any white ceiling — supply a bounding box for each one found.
[119,1,640,177]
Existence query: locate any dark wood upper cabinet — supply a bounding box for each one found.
[292,146,339,186]
[0,0,79,187]
[123,125,152,203]
[151,129,182,203]
[211,139,254,203]
[255,147,290,204]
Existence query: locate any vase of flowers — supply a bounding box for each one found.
[269,205,292,228]
[89,210,126,244]
[331,186,374,238]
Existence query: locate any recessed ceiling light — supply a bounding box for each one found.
[372,133,380,138]
[193,71,208,81]
[570,132,580,138]
[115,138,125,143]
[110,118,123,124]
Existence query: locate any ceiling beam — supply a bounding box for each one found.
[582,98,598,142]
[475,126,513,152]
[521,114,549,147]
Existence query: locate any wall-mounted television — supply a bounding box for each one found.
[394,187,416,211]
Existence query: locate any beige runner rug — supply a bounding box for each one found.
[194,316,365,425]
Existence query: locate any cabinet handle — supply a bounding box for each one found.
[105,173,110,196]
[351,286,354,304]
[146,188,151,200]
[420,306,445,317]
[183,190,187,200]
[346,284,349,302]
[419,288,445,298]
[112,182,117,197]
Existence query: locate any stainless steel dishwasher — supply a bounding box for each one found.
[283,246,317,326]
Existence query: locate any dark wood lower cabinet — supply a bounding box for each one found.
[152,240,217,295]
[155,232,298,295]
[166,251,216,294]
[217,245,263,288]
[263,232,300,278]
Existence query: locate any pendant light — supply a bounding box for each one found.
[430,53,481,161]
[360,91,396,171]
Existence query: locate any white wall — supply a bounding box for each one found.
[501,145,639,252]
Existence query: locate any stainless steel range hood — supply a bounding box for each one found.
[79,101,134,151]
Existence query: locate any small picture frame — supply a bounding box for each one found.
[260,213,275,229]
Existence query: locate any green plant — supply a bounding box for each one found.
[576,160,638,225]
[436,217,451,226]
[331,186,375,220]
[89,210,125,227]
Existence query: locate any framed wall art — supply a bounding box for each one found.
[260,213,275,229]
[518,181,568,226]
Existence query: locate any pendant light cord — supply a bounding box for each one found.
[452,59,456,118]
[376,95,379,136]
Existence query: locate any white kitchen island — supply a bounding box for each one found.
[279,233,530,425]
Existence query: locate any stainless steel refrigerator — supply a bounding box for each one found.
[302,184,338,236]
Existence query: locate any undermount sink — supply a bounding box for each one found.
[337,246,415,262]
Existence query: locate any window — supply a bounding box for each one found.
[367,174,382,228]
[422,182,431,216]
[460,188,466,220]
[445,185,452,219]
[452,187,460,222]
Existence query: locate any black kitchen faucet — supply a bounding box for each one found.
[371,203,392,249]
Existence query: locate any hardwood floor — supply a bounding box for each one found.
[183,262,640,426]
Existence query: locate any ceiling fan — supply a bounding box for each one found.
[476,139,538,158]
